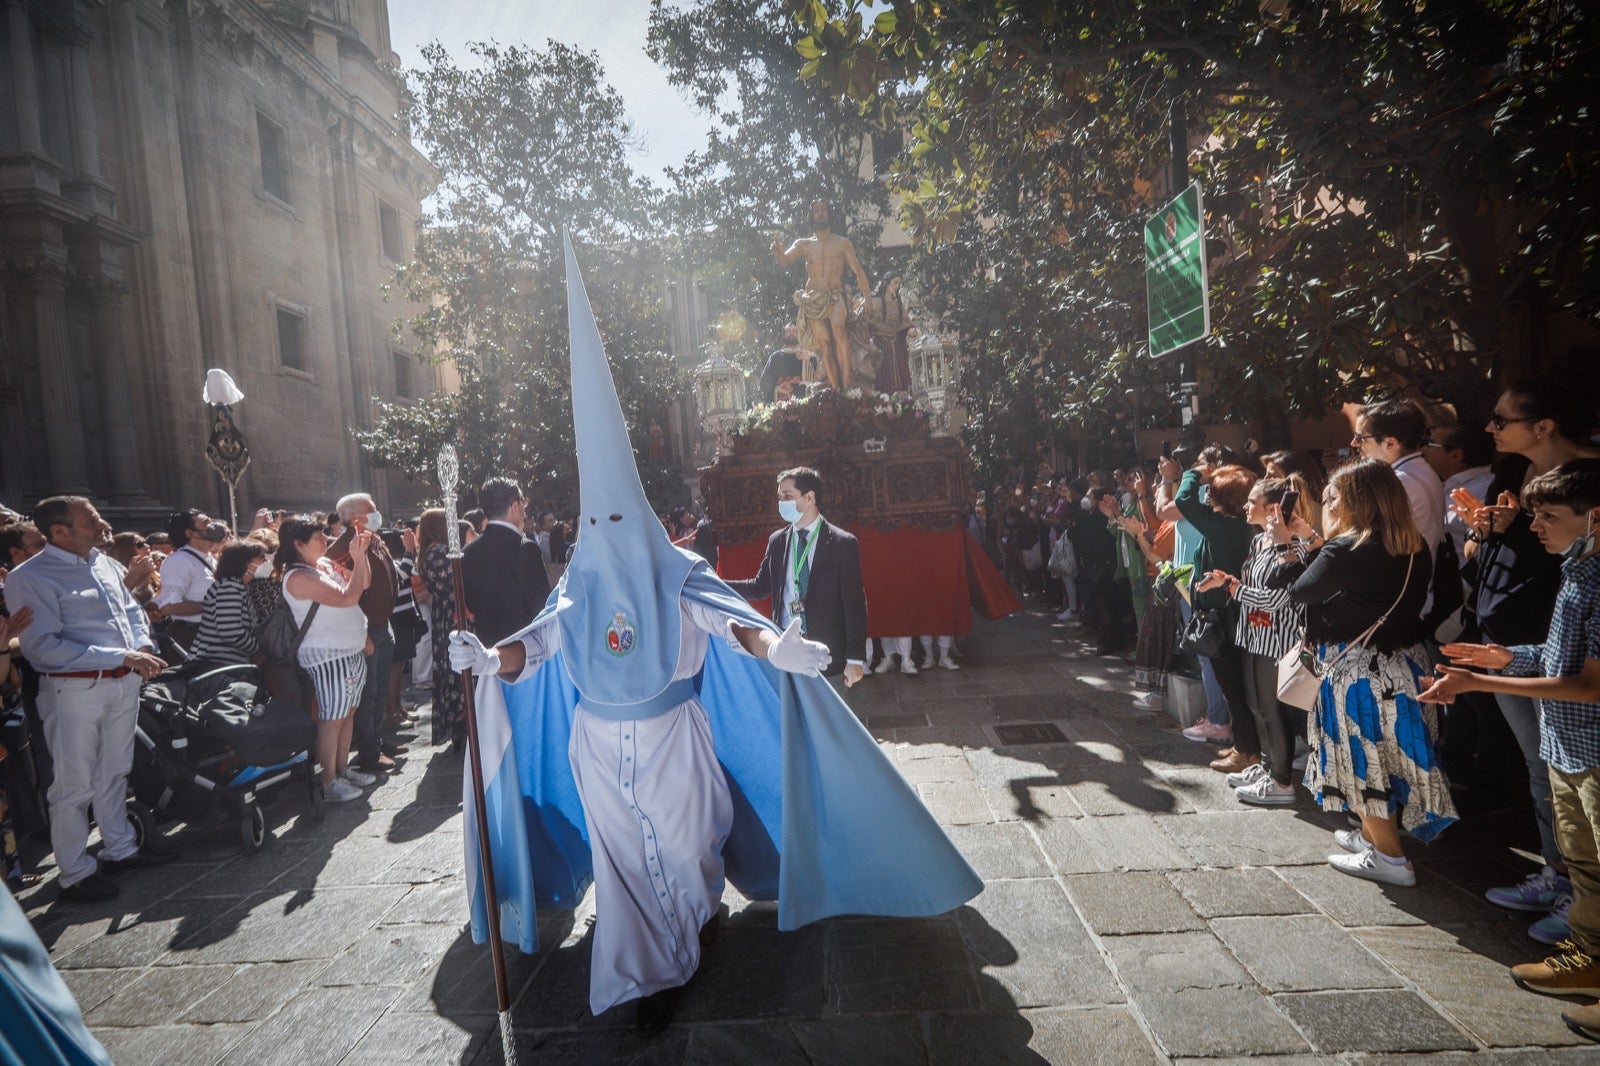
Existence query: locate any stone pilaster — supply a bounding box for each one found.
[20,256,92,492]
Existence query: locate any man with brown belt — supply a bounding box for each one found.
[3,496,169,903]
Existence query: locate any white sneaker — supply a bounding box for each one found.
[1334,828,1374,854]
[323,778,362,803]
[1132,691,1165,712]
[1055,609,1077,622]
[899,659,919,675]
[938,655,961,671]
[1329,848,1415,887]
[340,767,377,787]
[1226,762,1270,789]
[873,657,896,674]
[1235,777,1297,806]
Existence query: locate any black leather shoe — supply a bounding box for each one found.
[634,986,681,1034]
[100,850,172,875]
[59,873,120,903]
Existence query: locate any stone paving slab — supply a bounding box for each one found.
[1352,923,1593,1048]
[1033,814,1198,874]
[1062,872,1206,935]
[1166,867,1317,918]
[14,610,1598,1063]
[955,878,1123,1010]
[1272,989,1476,1053]
[927,1006,1163,1065]
[1211,913,1406,992]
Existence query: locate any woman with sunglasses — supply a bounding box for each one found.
[1267,458,1455,885]
[1454,380,1599,936]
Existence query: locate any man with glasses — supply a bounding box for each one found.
[460,477,551,648]
[153,508,226,649]
[1354,399,1449,621]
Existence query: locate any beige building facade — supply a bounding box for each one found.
[0,0,437,526]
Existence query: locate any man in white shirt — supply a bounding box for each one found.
[153,508,224,649]
[1356,399,1448,617]
[1423,421,1496,564]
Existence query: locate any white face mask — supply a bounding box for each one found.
[778,499,803,524]
[364,510,383,530]
[253,561,273,580]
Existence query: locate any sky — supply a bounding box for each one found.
[386,0,713,181]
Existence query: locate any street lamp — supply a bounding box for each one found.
[202,369,250,532]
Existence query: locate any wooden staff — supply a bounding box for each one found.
[438,444,518,1065]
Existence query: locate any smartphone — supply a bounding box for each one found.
[1160,440,1173,459]
[1279,489,1300,520]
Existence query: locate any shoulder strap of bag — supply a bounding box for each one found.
[1319,552,1415,670]
[283,564,322,651]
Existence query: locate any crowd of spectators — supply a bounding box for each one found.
[0,483,597,899]
[973,380,1600,1036]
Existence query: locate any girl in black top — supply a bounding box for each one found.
[1268,458,1455,886]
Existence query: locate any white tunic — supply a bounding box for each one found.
[510,599,749,1013]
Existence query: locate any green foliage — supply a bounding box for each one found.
[647,0,897,349]
[358,41,687,512]
[784,0,1600,444]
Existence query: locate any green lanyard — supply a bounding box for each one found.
[790,521,821,592]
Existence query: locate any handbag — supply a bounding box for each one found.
[1177,606,1226,658]
[1277,553,1415,711]
[1047,534,1077,579]
[1020,541,1044,572]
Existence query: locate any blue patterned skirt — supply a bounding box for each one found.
[1303,642,1457,843]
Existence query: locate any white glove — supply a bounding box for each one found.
[448,630,500,676]
[766,618,831,676]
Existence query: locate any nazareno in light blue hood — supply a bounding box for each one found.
[554,234,698,708]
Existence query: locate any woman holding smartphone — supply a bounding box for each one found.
[1266,458,1454,884]
[1195,476,1315,803]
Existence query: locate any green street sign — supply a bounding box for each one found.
[1145,183,1209,357]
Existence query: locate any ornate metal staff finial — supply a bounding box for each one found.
[438,443,461,556]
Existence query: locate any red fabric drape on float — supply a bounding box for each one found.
[717,528,1021,638]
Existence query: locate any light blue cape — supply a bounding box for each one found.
[471,561,984,946]
[465,236,981,949]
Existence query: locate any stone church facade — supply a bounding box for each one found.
[0,0,437,526]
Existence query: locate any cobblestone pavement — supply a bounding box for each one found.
[16,606,1600,1064]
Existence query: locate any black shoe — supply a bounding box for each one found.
[356,753,397,774]
[634,986,681,1034]
[100,850,172,876]
[59,872,120,903]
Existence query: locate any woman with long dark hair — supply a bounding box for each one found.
[867,272,914,393]
[1268,458,1454,884]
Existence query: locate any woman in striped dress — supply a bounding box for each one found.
[1196,475,1315,804]
[190,541,272,665]
[1265,459,1456,885]
[277,517,373,804]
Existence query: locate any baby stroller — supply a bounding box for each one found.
[129,656,323,853]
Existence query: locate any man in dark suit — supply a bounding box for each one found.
[724,467,867,686]
[460,477,552,648]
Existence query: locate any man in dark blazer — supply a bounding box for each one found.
[724,467,867,686]
[461,477,552,647]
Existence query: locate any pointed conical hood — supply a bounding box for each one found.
[556,234,697,706]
